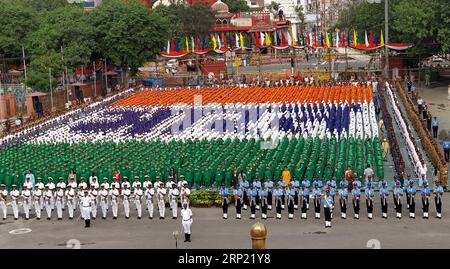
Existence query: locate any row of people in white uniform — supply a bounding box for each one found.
[0,175,191,221]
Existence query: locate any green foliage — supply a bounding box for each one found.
[154,3,216,38]
[26,51,64,92]
[267,1,280,15]
[90,0,169,76]
[223,0,250,13]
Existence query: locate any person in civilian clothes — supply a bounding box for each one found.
[291,177,300,209]
[351,181,361,219]
[338,182,348,219]
[273,185,283,219]
[264,178,274,210]
[323,189,333,228]
[220,183,229,219]
[299,183,309,219]
[406,180,416,218]
[277,179,286,209]
[252,177,261,210]
[240,175,249,210]
[312,182,322,219]
[286,185,295,219]
[301,178,311,209]
[380,181,389,219]
[233,186,243,219]
[393,181,403,219]
[365,180,375,219]
[432,179,443,219]
[248,185,257,219]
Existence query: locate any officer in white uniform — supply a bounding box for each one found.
[0,184,8,220]
[134,185,144,219]
[181,182,191,207]
[21,186,32,220]
[110,185,120,219]
[157,183,166,219]
[145,183,155,219]
[35,178,45,209]
[121,185,131,219]
[177,175,187,189]
[65,185,76,219]
[89,185,98,219]
[33,186,42,220]
[23,178,33,191]
[132,176,142,191]
[80,189,92,228]
[10,185,20,220]
[55,186,64,220]
[170,184,180,219]
[101,178,110,190]
[121,177,131,189]
[142,176,151,190]
[99,185,109,219]
[154,176,162,192]
[181,203,193,242]
[46,177,56,210]
[78,178,88,191]
[44,186,53,220]
[56,178,66,209]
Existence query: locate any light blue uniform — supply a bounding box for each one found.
[301,179,310,188]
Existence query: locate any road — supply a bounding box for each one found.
[1,194,448,249]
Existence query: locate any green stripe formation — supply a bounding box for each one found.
[0,136,383,189]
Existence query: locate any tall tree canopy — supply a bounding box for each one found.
[223,0,250,13]
[90,0,169,85]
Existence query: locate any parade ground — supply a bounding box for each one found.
[0,193,449,249]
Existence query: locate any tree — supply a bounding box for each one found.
[90,0,169,86]
[223,0,250,13]
[154,3,216,37]
[0,1,37,57]
[26,51,64,92]
[26,5,95,68]
[267,1,280,16]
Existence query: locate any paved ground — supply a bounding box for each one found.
[0,194,448,249]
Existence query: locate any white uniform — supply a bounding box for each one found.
[10,189,20,219]
[36,182,45,208]
[132,181,142,190]
[46,182,56,210]
[0,189,8,219]
[122,188,131,218]
[33,189,42,219]
[55,189,64,219]
[170,188,180,218]
[177,180,187,188]
[157,187,166,218]
[65,188,76,219]
[181,187,191,207]
[134,188,143,218]
[181,207,193,235]
[142,180,151,190]
[90,189,98,219]
[68,181,77,207]
[78,182,87,190]
[121,181,131,189]
[23,181,33,190]
[44,190,53,218]
[21,189,32,219]
[99,189,109,218]
[57,182,67,208]
[110,188,120,218]
[111,182,120,189]
[101,182,110,190]
[80,195,92,220]
[145,188,155,218]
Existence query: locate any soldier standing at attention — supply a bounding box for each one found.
[299,183,309,219]
[134,185,144,220]
[338,182,348,219]
[121,184,131,219]
[365,180,374,220]
[264,178,274,210]
[233,185,243,220]
[99,185,109,219]
[286,185,295,219]
[110,184,120,220]
[80,189,92,228]
[0,184,8,220]
[274,185,283,219]
[220,183,229,219]
[432,179,443,219]
[65,185,75,220]
[393,181,404,219]
[380,181,389,219]
[312,182,322,219]
[292,176,300,210]
[351,181,361,219]
[181,203,193,242]
[240,174,249,210]
[249,185,257,220]
[301,178,311,209]
[323,189,333,228]
[406,180,416,218]
[157,183,167,219]
[145,183,155,219]
[21,186,31,220]
[260,185,268,220]
[55,186,64,220]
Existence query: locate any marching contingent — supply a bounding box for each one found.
[219,171,444,228]
[0,174,192,227]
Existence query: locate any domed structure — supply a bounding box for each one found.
[211,0,229,14]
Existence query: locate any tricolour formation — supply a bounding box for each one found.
[0,85,384,188]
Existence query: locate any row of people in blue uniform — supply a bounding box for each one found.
[219,176,444,226]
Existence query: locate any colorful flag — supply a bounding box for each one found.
[185,36,189,51]
[364,31,369,47]
[335,31,339,48]
[380,30,385,46]
[212,34,217,50]
[240,32,244,48]
[326,32,331,48]
[353,30,358,46]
